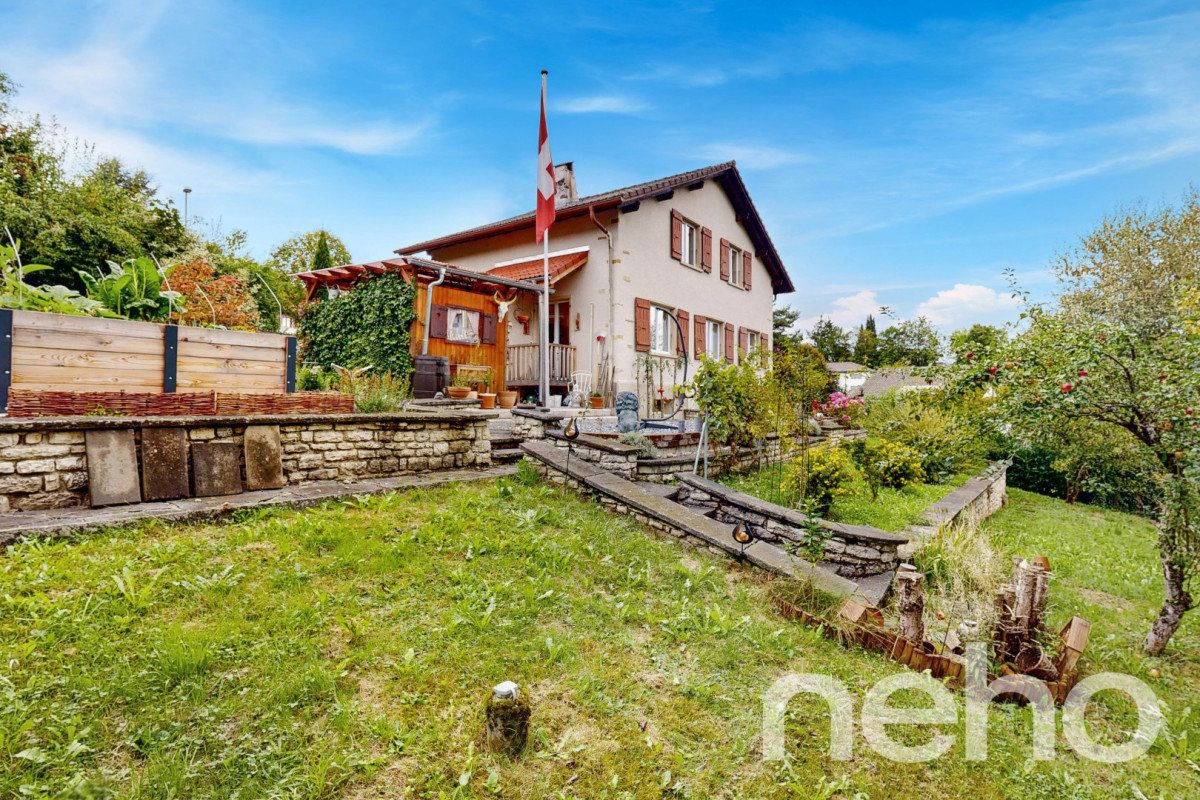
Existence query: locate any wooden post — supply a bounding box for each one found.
[895,563,925,645]
[0,309,11,413]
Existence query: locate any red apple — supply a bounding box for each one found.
[1077,370,1088,377]
[965,351,975,360]
[1060,383,1074,393]
[988,365,998,375]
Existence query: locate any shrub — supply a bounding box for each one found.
[816,391,866,428]
[617,432,656,457]
[297,365,337,392]
[167,257,261,329]
[863,390,984,482]
[298,273,417,377]
[848,438,924,497]
[346,371,411,413]
[78,256,181,321]
[784,445,857,516]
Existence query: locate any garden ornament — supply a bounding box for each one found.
[615,391,639,433]
[492,290,517,322]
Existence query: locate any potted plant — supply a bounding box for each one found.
[497,388,519,408]
[589,390,604,409]
[447,371,473,400]
[479,391,497,409]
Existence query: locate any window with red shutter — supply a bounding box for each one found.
[634,298,651,352]
[429,304,448,339]
[724,322,734,363]
[480,313,497,344]
[719,238,730,281]
[743,251,753,290]
[693,314,706,358]
[739,327,750,358]
[701,227,712,272]
[670,210,683,261]
[675,309,689,357]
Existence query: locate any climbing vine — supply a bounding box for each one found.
[298,274,417,376]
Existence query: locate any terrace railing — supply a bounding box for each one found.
[505,343,575,386]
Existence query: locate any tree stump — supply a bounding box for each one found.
[895,564,925,644]
[485,681,531,756]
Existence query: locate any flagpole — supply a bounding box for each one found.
[539,69,552,406]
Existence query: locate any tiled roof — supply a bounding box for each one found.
[827,361,867,373]
[860,368,944,397]
[486,250,588,283]
[395,161,794,294]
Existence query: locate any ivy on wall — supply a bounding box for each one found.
[298,274,417,376]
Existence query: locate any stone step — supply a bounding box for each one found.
[491,448,524,463]
[490,435,520,449]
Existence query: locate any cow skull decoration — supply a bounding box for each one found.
[493,291,517,322]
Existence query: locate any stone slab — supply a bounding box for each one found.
[191,442,243,498]
[85,429,141,507]
[243,425,285,490]
[140,427,190,501]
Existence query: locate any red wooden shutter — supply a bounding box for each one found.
[701,227,713,272]
[429,304,448,338]
[719,238,730,281]
[480,312,497,344]
[634,297,651,352]
[670,210,683,260]
[694,314,706,358]
[739,327,750,358]
[724,322,734,362]
[743,251,753,290]
[675,309,689,357]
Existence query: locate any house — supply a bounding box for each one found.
[394,161,794,402]
[826,361,869,395]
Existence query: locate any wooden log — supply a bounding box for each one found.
[895,564,925,645]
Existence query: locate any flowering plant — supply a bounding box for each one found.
[815,391,866,427]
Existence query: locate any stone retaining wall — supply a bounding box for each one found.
[919,460,1009,532]
[672,474,907,579]
[0,411,492,512]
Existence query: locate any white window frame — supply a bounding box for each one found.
[728,244,742,286]
[680,220,698,267]
[650,305,674,356]
[447,307,481,344]
[705,319,723,360]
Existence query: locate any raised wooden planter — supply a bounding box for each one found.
[0,309,299,414]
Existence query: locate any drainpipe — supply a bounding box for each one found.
[422,266,446,355]
[588,205,615,391]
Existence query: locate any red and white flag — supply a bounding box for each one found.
[536,70,555,243]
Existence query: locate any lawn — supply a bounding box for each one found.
[0,470,1196,798]
[720,463,978,532]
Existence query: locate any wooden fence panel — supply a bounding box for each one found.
[4,310,290,402]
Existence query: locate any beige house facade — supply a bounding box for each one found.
[397,162,794,401]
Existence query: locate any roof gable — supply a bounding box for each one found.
[395,162,794,294]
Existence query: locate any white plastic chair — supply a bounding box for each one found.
[566,371,592,407]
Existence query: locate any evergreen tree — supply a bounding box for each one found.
[312,232,334,272]
[808,318,852,361]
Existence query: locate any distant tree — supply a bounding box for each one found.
[950,324,1008,362]
[269,229,351,274]
[808,318,852,361]
[877,317,942,366]
[772,305,801,349]
[852,323,879,366]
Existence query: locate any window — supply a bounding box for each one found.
[650,305,674,354]
[728,245,742,286]
[548,300,570,345]
[447,308,480,344]
[706,319,723,360]
[680,221,698,267]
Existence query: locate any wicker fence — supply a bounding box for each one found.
[0,309,300,414]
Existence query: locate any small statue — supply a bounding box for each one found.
[615,391,639,433]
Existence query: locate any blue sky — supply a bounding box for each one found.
[3,0,1199,335]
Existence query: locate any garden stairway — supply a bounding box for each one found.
[488,416,523,464]
[519,440,872,603]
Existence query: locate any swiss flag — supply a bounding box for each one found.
[536,71,555,243]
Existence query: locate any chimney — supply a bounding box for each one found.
[554,162,577,203]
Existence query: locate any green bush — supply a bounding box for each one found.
[848,438,924,496]
[863,390,984,482]
[784,445,857,516]
[296,365,337,392]
[77,256,181,321]
[347,371,411,413]
[298,273,416,377]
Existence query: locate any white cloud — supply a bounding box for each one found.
[797,289,881,332]
[557,95,648,114]
[915,283,1021,327]
[696,142,807,169]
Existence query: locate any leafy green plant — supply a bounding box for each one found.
[783,444,857,515]
[0,243,108,316]
[848,437,925,497]
[617,431,656,457]
[77,256,181,320]
[298,273,417,377]
[345,371,411,413]
[863,389,984,481]
[297,364,337,391]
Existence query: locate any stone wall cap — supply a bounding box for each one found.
[545,430,640,455]
[0,408,498,432]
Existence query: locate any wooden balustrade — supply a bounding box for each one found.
[505,343,575,386]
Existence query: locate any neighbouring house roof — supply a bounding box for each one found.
[860,367,944,397]
[826,361,867,373]
[394,161,795,295]
[486,250,588,284]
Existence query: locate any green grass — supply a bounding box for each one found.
[721,464,976,531]
[0,473,1196,798]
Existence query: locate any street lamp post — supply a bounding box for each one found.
[182,187,192,226]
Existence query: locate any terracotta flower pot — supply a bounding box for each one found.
[497,390,518,409]
[479,393,496,409]
[589,395,604,409]
[447,386,471,400]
